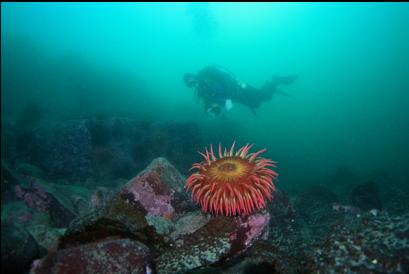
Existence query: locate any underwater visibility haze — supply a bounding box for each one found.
[1,2,409,274]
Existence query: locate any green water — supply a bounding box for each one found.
[2,3,409,189]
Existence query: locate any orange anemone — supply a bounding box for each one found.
[186,142,278,216]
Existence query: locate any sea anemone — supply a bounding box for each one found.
[186,142,278,216]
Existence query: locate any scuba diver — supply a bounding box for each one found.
[184,66,297,117]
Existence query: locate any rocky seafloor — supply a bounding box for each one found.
[1,117,408,274]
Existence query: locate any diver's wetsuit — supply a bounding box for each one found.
[194,66,238,109]
[185,66,296,116]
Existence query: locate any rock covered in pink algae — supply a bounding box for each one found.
[234,212,270,247]
[123,169,175,218]
[31,238,150,274]
[143,157,187,195]
[120,157,188,219]
[59,158,186,249]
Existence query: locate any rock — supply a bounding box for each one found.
[224,209,309,274]
[49,195,77,228]
[1,201,33,225]
[34,157,273,273]
[32,120,93,180]
[71,194,90,217]
[267,189,295,228]
[121,157,187,220]
[14,180,76,228]
[1,164,20,203]
[146,215,175,236]
[1,121,38,167]
[383,188,409,215]
[2,199,64,253]
[15,163,45,179]
[87,118,203,182]
[123,165,175,219]
[350,180,383,211]
[213,187,333,274]
[221,239,312,274]
[1,221,42,274]
[156,212,270,274]
[58,194,162,250]
[28,225,66,253]
[3,117,204,183]
[89,186,116,211]
[49,183,93,217]
[88,117,148,181]
[143,157,187,198]
[241,261,278,274]
[310,212,409,273]
[295,185,339,219]
[59,158,185,249]
[294,185,340,234]
[31,238,151,274]
[170,210,209,240]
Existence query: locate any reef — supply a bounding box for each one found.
[1,118,408,274]
[28,158,271,274]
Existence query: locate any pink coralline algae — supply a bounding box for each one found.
[236,212,270,246]
[116,157,187,220]
[123,171,175,218]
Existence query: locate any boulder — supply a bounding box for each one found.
[59,157,186,250]
[14,180,76,228]
[31,239,151,274]
[156,212,270,274]
[1,221,42,274]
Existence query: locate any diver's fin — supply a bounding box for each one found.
[271,75,297,86]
